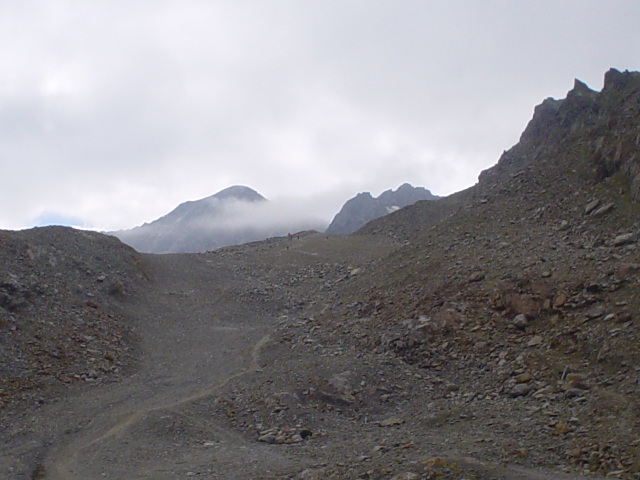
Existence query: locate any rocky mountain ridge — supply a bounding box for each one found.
[115,182,438,254]
[327,183,438,234]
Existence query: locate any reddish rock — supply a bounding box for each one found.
[505,293,541,318]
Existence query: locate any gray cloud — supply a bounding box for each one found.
[195,197,329,234]
[1,1,639,230]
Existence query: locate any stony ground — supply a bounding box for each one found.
[0,225,631,480]
[0,227,143,410]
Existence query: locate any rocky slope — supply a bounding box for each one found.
[0,227,145,409]
[113,185,271,254]
[210,68,640,478]
[327,183,438,234]
[333,68,640,476]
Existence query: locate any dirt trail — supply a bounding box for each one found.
[53,253,294,479]
[1,251,294,479]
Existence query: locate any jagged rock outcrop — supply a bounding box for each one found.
[361,68,640,243]
[327,183,438,234]
[480,68,640,194]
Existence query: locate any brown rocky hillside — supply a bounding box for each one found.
[0,227,144,408]
[334,67,640,476]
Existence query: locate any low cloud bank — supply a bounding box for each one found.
[114,196,329,253]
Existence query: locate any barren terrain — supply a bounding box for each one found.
[1,232,614,479]
[2,69,640,479]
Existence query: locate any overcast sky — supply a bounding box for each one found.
[1,1,639,231]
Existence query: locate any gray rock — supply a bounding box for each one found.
[591,202,615,217]
[613,232,637,246]
[564,388,585,399]
[509,383,533,398]
[467,271,485,283]
[512,314,528,330]
[585,199,601,215]
[300,468,327,480]
[379,416,404,427]
[565,373,589,390]
[443,383,460,393]
[391,474,419,480]
[616,263,639,278]
[586,305,605,318]
[257,433,277,444]
[527,335,543,347]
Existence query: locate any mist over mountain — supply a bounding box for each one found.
[326,183,438,234]
[112,185,326,253]
[114,182,438,253]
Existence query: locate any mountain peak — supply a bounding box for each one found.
[113,185,270,253]
[603,67,640,92]
[327,183,438,234]
[211,185,266,203]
